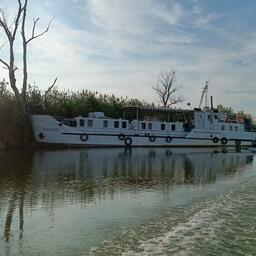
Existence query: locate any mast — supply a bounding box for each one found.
[198,81,209,108]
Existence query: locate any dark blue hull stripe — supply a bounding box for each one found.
[61,132,253,142]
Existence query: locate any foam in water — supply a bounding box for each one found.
[83,191,236,256]
[122,199,229,256]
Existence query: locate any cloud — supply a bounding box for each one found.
[225,89,256,95]
[196,12,221,25]
[1,0,256,116]
[85,0,191,56]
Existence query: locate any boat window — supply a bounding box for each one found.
[87,119,93,127]
[148,123,152,130]
[161,124,165,130]
[221,125,225,131]
[114,121,119,128]
[122,121,127,129]
[171,124,176,131]
[103,120,108,128]
[230,126,233,131]
[214,115,218,119]
[207,115,210,121]
[141,122,146,129]
[234,126,238,131]
[79,119,85,127]
[65,120,77,127]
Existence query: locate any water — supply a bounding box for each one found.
[0,147,256,256]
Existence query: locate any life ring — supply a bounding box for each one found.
[124,137,132,146]
[221,137,228,145]
[235,139,241,146]
[212,137,219,143]
[238,117,244,124]
[149,135,156,142]
[80,133,88,142]
[118,134,125,140]
[252,140,256,147]
[166,136,172,143]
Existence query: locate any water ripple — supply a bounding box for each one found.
[84,178,256,256]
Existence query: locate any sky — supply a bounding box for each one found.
[1,0,256,115]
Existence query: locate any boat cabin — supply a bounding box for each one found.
[194,108,245,133]
[71,112,129,130]
[59,106,249,135]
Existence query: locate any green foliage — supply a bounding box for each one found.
[2,82,146,118]
[29,87,145,118]
[217,104,233,114]
[0,80,27,146]
[0,80,12,100]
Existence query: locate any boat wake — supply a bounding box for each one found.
[122,199,228,256]
[83,174,256,256]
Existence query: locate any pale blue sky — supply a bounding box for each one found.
[1,0,256,115]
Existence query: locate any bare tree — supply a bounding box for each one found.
[0,0,55,111]
[153,70,183,108]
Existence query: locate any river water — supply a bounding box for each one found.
[0,147,256,256]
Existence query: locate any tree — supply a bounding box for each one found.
[0,0,54,111]
[153,70,183,108]
[217,104,233,114]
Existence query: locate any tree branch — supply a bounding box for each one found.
[43,77,58,109]
[153,69,182,107]
[45,77,58,97]
[0,58,10,68]
[31,18,39,39]
[0,13,12,40]
[21,0,28,102]
[12,0,24,39]
[26,16,54,44]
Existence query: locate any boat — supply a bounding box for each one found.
[31,86,256,148]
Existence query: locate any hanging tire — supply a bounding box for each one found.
[149,135,156,142]
[118,134,125,140]
[80,133,88,142]
[221,137,228,145]
[235,140,241,146]
[252,140,256,147]
[124,137,132,146]
[166,136,172,143]
[212,137,219,143]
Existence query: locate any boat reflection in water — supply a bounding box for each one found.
[0,147,254,255]
[33,147,254,187]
